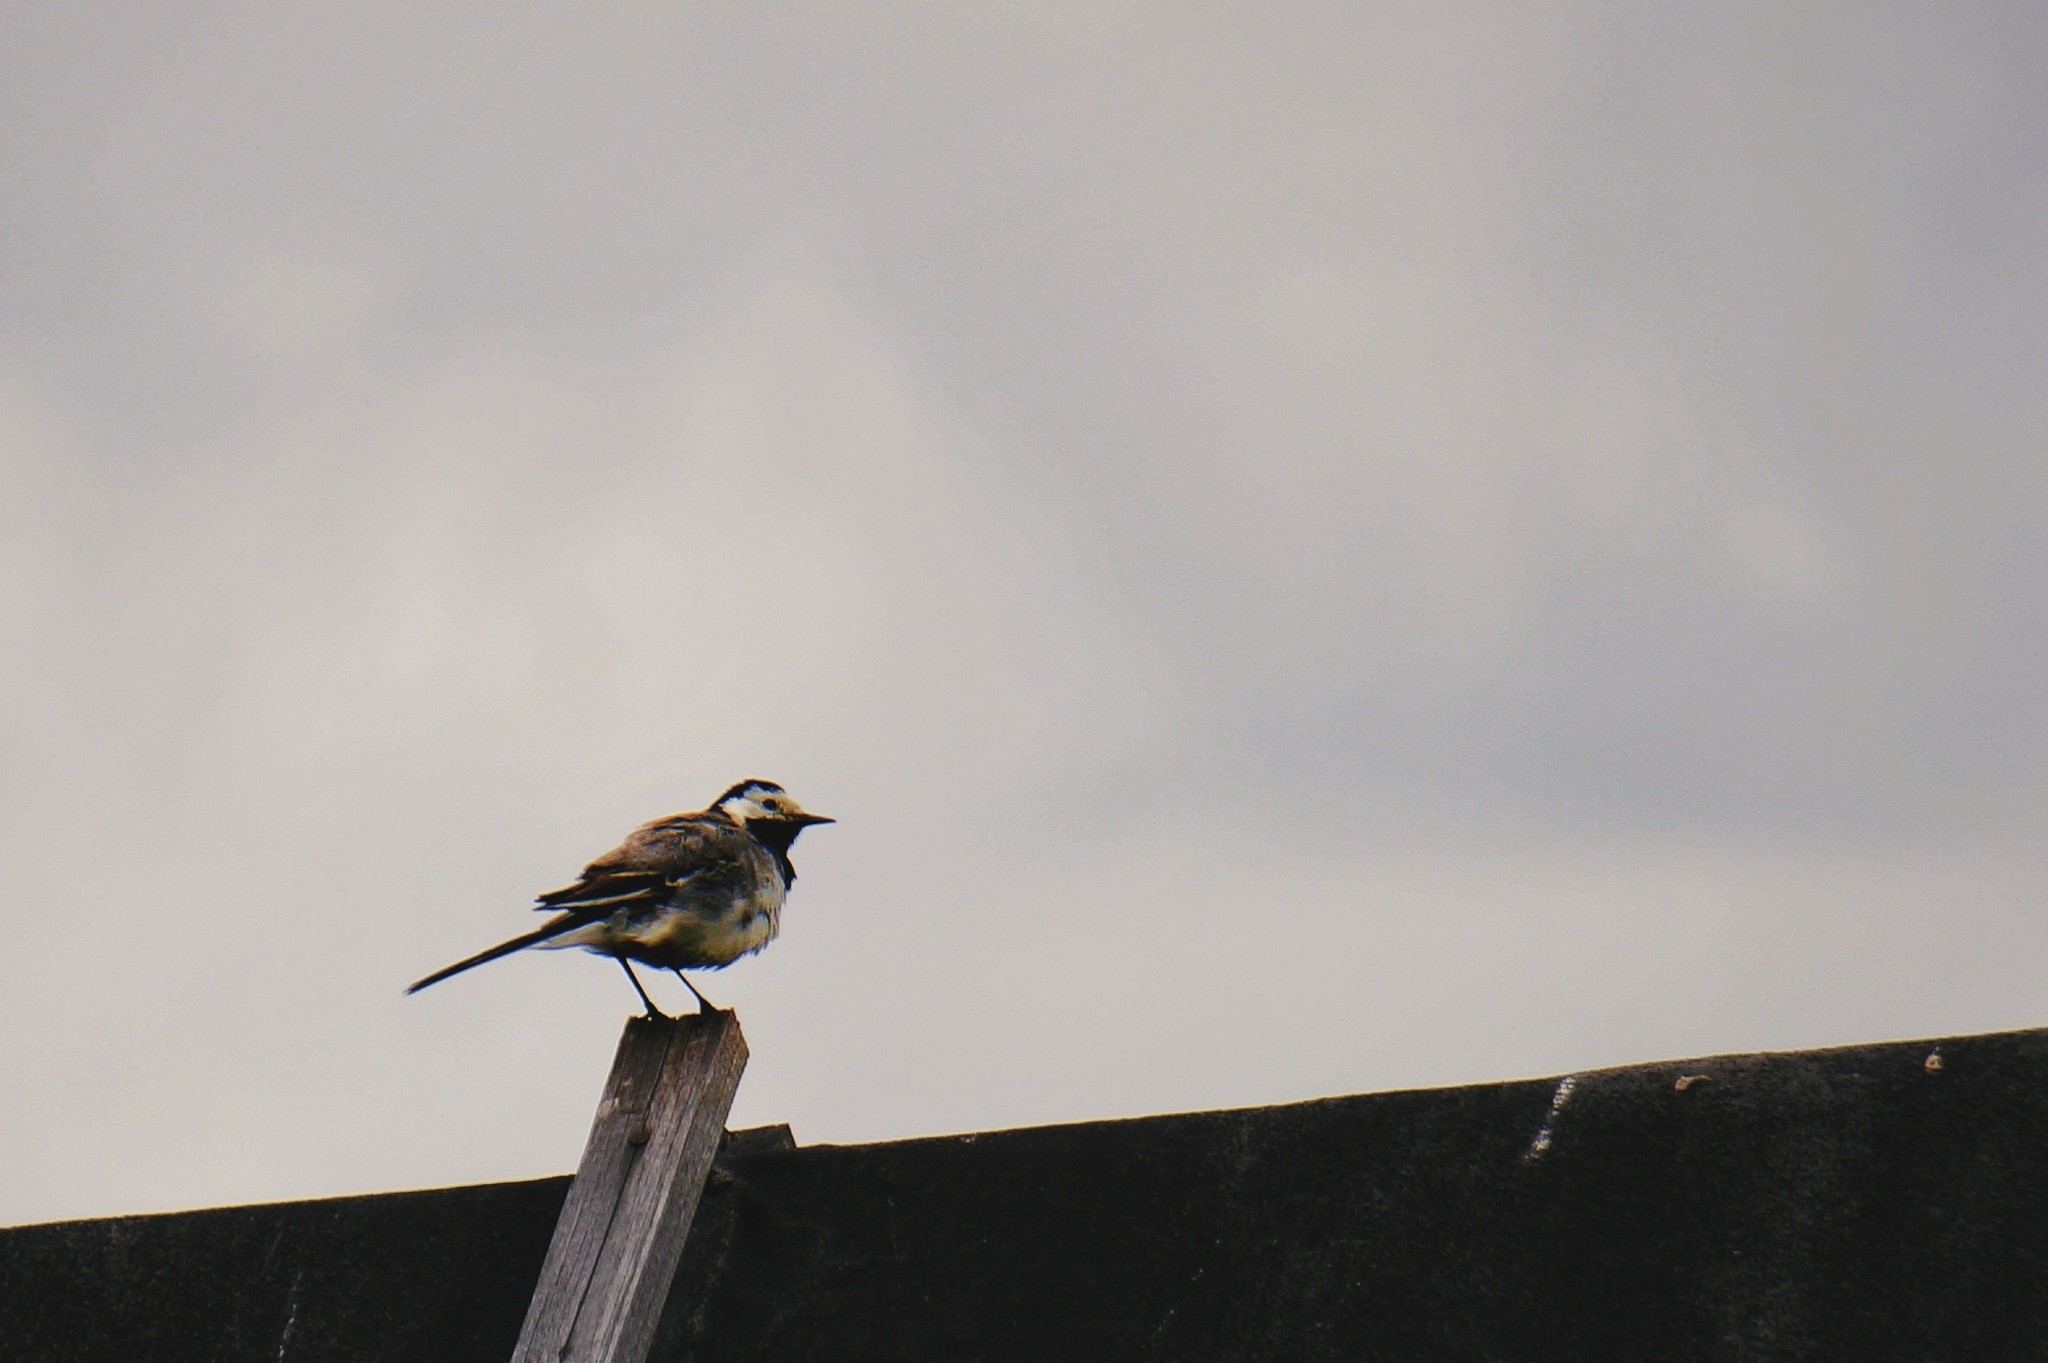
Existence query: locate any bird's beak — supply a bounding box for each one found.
[794,812,835,827]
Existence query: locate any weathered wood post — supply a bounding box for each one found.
[511,1010,747,1363]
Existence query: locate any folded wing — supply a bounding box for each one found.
[532,812,733,914]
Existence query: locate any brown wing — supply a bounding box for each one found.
[533,812,745,916]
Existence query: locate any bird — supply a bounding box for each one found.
[407,779,833,1017]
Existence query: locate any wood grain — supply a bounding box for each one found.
[511,1010,748,1363]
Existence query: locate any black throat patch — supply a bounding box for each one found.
[745,818,804,888]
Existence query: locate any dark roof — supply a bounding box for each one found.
[8,1026,2048,1361]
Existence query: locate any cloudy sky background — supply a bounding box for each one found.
[4,3,2045,1226]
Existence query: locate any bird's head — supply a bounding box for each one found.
[713,779,835,834]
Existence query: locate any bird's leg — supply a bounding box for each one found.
[669,968,718,1016]
[617,958,670,1020]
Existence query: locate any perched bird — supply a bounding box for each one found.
[407,780,833,1017]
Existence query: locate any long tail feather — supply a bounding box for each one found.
[406,915,584,995]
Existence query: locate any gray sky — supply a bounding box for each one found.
[4,3,2045,1226]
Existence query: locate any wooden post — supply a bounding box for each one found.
[512,1010,748,1363]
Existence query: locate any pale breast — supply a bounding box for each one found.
[625,883,782,967]
[695,902,780,963]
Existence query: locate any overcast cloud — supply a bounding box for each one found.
[3,3,2045,1226]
